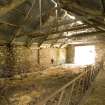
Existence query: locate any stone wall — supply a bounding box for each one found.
[0,45,66,77]
[95,43,105,70]
[66,45,74,63]
[40,48,66,66]
[95,43,105,63]
[0,46,6,76]
[66,42,105,64]
[0,45,39,77]
[1,42,104,77]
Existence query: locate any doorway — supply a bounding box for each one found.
[74,45,96,65]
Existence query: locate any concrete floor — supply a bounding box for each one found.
[84,69,105,105]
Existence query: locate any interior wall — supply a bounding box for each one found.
[0,46,39,77]
[40,48,66,66]
[66,42,105,65]
[95,43,105,63]
[0,45,66,77]
[66,45,75,63]
[59,48,66,64]
[14,46,39,72]
[0,42,104,77]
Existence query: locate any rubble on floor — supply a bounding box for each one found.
[0,64,83,105]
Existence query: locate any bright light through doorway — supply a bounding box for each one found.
[74,45,96,65]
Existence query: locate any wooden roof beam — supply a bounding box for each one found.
[0,0,26,16]
[0,21,18,27]
[45,31,104,41]
[18,25,94,38]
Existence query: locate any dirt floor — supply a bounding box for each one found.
[83,69,105,105]
[0,64,82,105]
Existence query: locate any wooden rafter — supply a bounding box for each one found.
[0,0,26,16]
[9,0,36,45]
[50,33,64,47]
[17,25,94,38]
[0,21,18,27]
[45,31,103,41]
[101,0,105,13]
[66,7,105,31]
